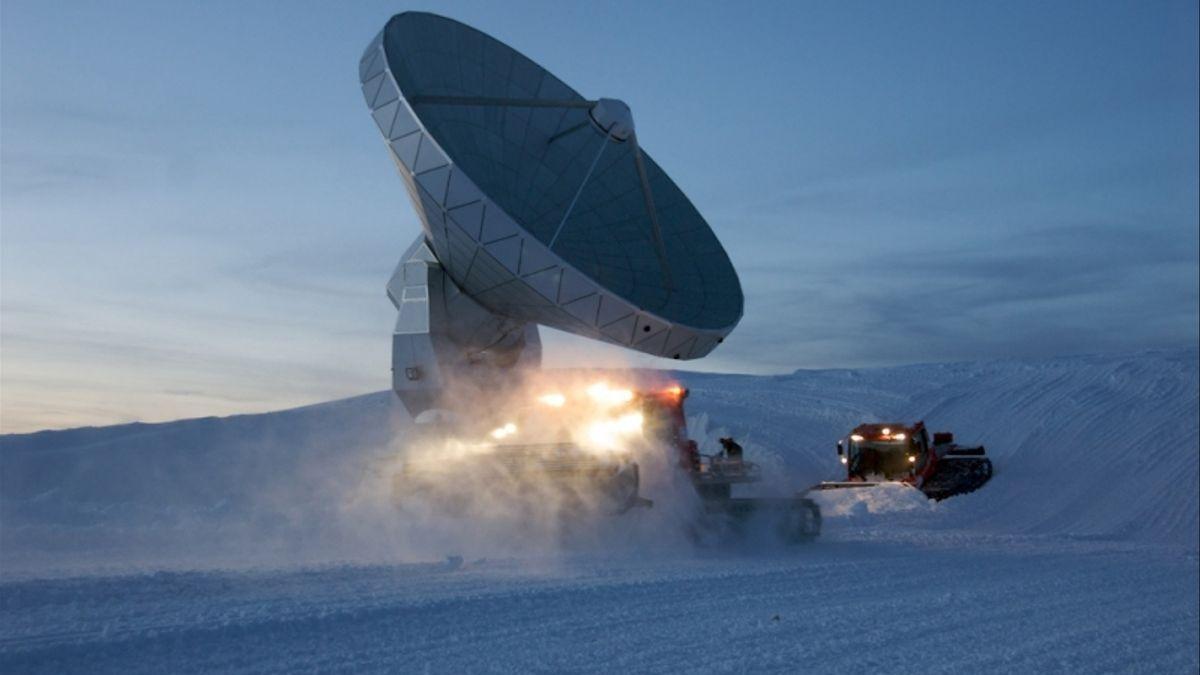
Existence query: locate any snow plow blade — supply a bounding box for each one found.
[701,496,822,544]
[812,481,895,491]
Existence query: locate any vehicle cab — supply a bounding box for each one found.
[837,422,932,484]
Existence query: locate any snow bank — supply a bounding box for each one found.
[2,349,1195,575]
[813,482,938,518]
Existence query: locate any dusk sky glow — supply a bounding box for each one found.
[2,0,1197,432]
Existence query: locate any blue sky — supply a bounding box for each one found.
[2,1,1197,432]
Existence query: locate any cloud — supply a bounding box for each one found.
[722,222,1199,369]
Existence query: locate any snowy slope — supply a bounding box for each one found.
[1,392,404,571]
[2,349,1196,569]
[681,348,1200,546]
[1,349,1197,673]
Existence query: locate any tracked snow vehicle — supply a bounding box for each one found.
[393,384,820,542]
[816,422,992,500]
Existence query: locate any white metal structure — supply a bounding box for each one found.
[359,12,743,415]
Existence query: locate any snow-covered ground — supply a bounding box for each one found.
[2,349,1197,673]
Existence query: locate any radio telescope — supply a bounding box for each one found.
[359,12,743,416]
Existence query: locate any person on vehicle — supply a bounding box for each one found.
[719,437,743,461]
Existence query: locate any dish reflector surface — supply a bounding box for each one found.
[379,12,742,331]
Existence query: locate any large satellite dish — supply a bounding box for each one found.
[359,12,743,415]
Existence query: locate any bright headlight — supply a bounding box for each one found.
[583,412,644,450]
[894,433,906,440]
[850,434,864,442]
[490,422,517,439]
[586,382,634,405]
